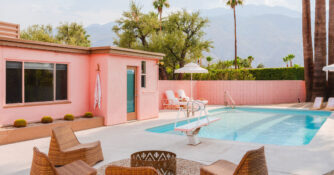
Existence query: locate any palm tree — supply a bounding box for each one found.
[247,56,254,68]
[226,0,243,69]
[287,54,295,67]
[312,0,327,99]
[206,56,213,67]
[328,0,334,97]
[302,0,314,101]
[283,57,289,67]
[153,0,170,31]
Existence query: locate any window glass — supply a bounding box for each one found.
[141,61,146,88]
[56,64,68,100]
[6,61,22,104]
[141,75,146,88]
[24,62,54,102]
[141,61,146,74]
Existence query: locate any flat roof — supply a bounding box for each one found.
[0,37,165,59]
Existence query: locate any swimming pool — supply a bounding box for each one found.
[146,107,332,146]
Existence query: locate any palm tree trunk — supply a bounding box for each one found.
[233,7,238,69]
[159,65,168,80]
[312,0,327,99]
[328,0,334,97]
[302,0,314,101]
[159,9,162,31]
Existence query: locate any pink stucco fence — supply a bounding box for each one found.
[159,80,306,109]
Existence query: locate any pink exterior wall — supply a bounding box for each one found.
[0,46,90,125]
[0,45,160,126]
[89,54,159,125]
[159,80,306,108]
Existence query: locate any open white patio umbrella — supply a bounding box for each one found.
[323,64,334,72]
[175,63,208,100]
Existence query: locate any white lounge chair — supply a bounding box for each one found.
[324,97,334,110]
[177,89,190,101]
[163,90,182,109]
[310,97,323,110]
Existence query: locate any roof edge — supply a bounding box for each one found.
[90,46,165,59]
[0,37,165,59]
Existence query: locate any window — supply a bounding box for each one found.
[6,61,22,104]
[25,63,54,102]
[141,61,146,88]
[56,64,68,100]
[5,61,68,104]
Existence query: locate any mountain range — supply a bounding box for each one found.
[85,5,304,68]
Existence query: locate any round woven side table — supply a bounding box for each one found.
[131,150,176,175]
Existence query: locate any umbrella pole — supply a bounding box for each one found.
[191,73,193,100]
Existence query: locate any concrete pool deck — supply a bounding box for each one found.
[0,104,333,175]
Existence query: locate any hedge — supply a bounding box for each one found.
[171,67,304,80]
[249,67,304,80]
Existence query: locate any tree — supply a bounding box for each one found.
[56,22,91,47]
[20,24,58,43]
[113,2,159,49]
[312,0,327,99]
[206,56,213,67]
[283,56,289,67]
[159,10,213,79]
[113,6,212,80]
[329,0,334,97]
[153,0,170,31]
[302,0,314,101]
[287,54,295,67]
[247,56,254,68]
[257,63,264,68]
[212,60,234,69]
[226,0,243,69]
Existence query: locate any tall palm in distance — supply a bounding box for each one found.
[283,57,289,67]
[226,0,243,69]
[153,0,170,31]
[247,56,254,68]
[287,54,295,67]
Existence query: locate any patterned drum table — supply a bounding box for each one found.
[131,150,176,175]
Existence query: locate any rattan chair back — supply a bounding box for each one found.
[30,147,57,175]
[105,165,159,175]
[233,146,268,175]
[52,126,80,150]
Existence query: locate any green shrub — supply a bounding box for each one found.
[84,112,93,118]
[13,119,27,128]
[64,114,74,121]
[41,116,53,123]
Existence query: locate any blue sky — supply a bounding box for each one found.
[0,0,310,28]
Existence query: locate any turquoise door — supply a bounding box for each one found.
[127,67,136,120]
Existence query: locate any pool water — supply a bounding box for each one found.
[146,107,332,146]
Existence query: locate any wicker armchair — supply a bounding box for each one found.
[200,146,268,175]
[48,126,104,166]
[105,165,159,175]
[30,147,97,175]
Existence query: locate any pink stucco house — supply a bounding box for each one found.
[0,22,164,126]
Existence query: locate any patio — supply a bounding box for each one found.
[1,105,334,175]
